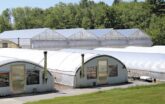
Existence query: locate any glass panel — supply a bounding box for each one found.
[87,66,97,79]
[11,65,25,93]
[27,70,40,85]
[0,73,9,87]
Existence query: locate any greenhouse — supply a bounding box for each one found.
[0,56,54,96]
[116,28,153,46]
[31,29,67,50]
[56,28,99,49]
[87,29,112,37]
[0,28,153,49]
[125,46,165,54]
[88,29,127,47]
[0,48,128,87]
[61,48,165,81]
[94,49,165,80]
[0,39,19,48]
[0,28,49,48]
[152,46,165,53]
[96,46,165,54]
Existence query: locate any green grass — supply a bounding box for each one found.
[26,84,165,104]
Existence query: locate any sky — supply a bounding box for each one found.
[0,0,112,14]
[0,0,145,14]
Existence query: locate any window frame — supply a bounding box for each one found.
[26,69,40,85]
[87,66,97,79]
[0,72,9,87]
[109,64,118,77]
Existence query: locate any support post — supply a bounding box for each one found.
[17,37,20,48]
[81,54,85,77]
[43,51,48,83]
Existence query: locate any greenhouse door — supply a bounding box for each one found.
[97,60,108,85]
[11,65,25,94]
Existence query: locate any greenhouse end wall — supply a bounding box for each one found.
[0,61,54,96]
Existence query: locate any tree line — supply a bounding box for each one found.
[0,0,165,45]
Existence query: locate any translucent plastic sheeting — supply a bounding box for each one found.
[60,49,165,73]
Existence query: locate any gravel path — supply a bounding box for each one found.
[0,81,155,104]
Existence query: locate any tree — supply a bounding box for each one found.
[109,2,152,29]
[145,0,165,4]
[146,15,165,45]
[90,2,110,28]
[28,8,45,28]
[0,9,12,32]
[113,0,122,4]
[12,7,45,29]
[79,0,95,8]
[12,7,29,29]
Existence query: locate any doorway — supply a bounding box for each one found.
[11,65,25,94]
[97,60,108,85]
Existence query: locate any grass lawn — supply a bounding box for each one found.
[26,84,165,104]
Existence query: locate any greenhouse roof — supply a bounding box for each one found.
[32,29,66,40]
[60,48,165,73]
[0,56,43,69]
[87,29,112,37]
[0,48,99,75]
[101,29,126,40]
[56,28,84,37]
[116,28,151,39]
[125,46,165,54]
[116,29,139,36]
[0,28,151,40]
[0,28,49,39]
[56,28,98,40]
[87,29,126,40]
[95,46,165,54]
